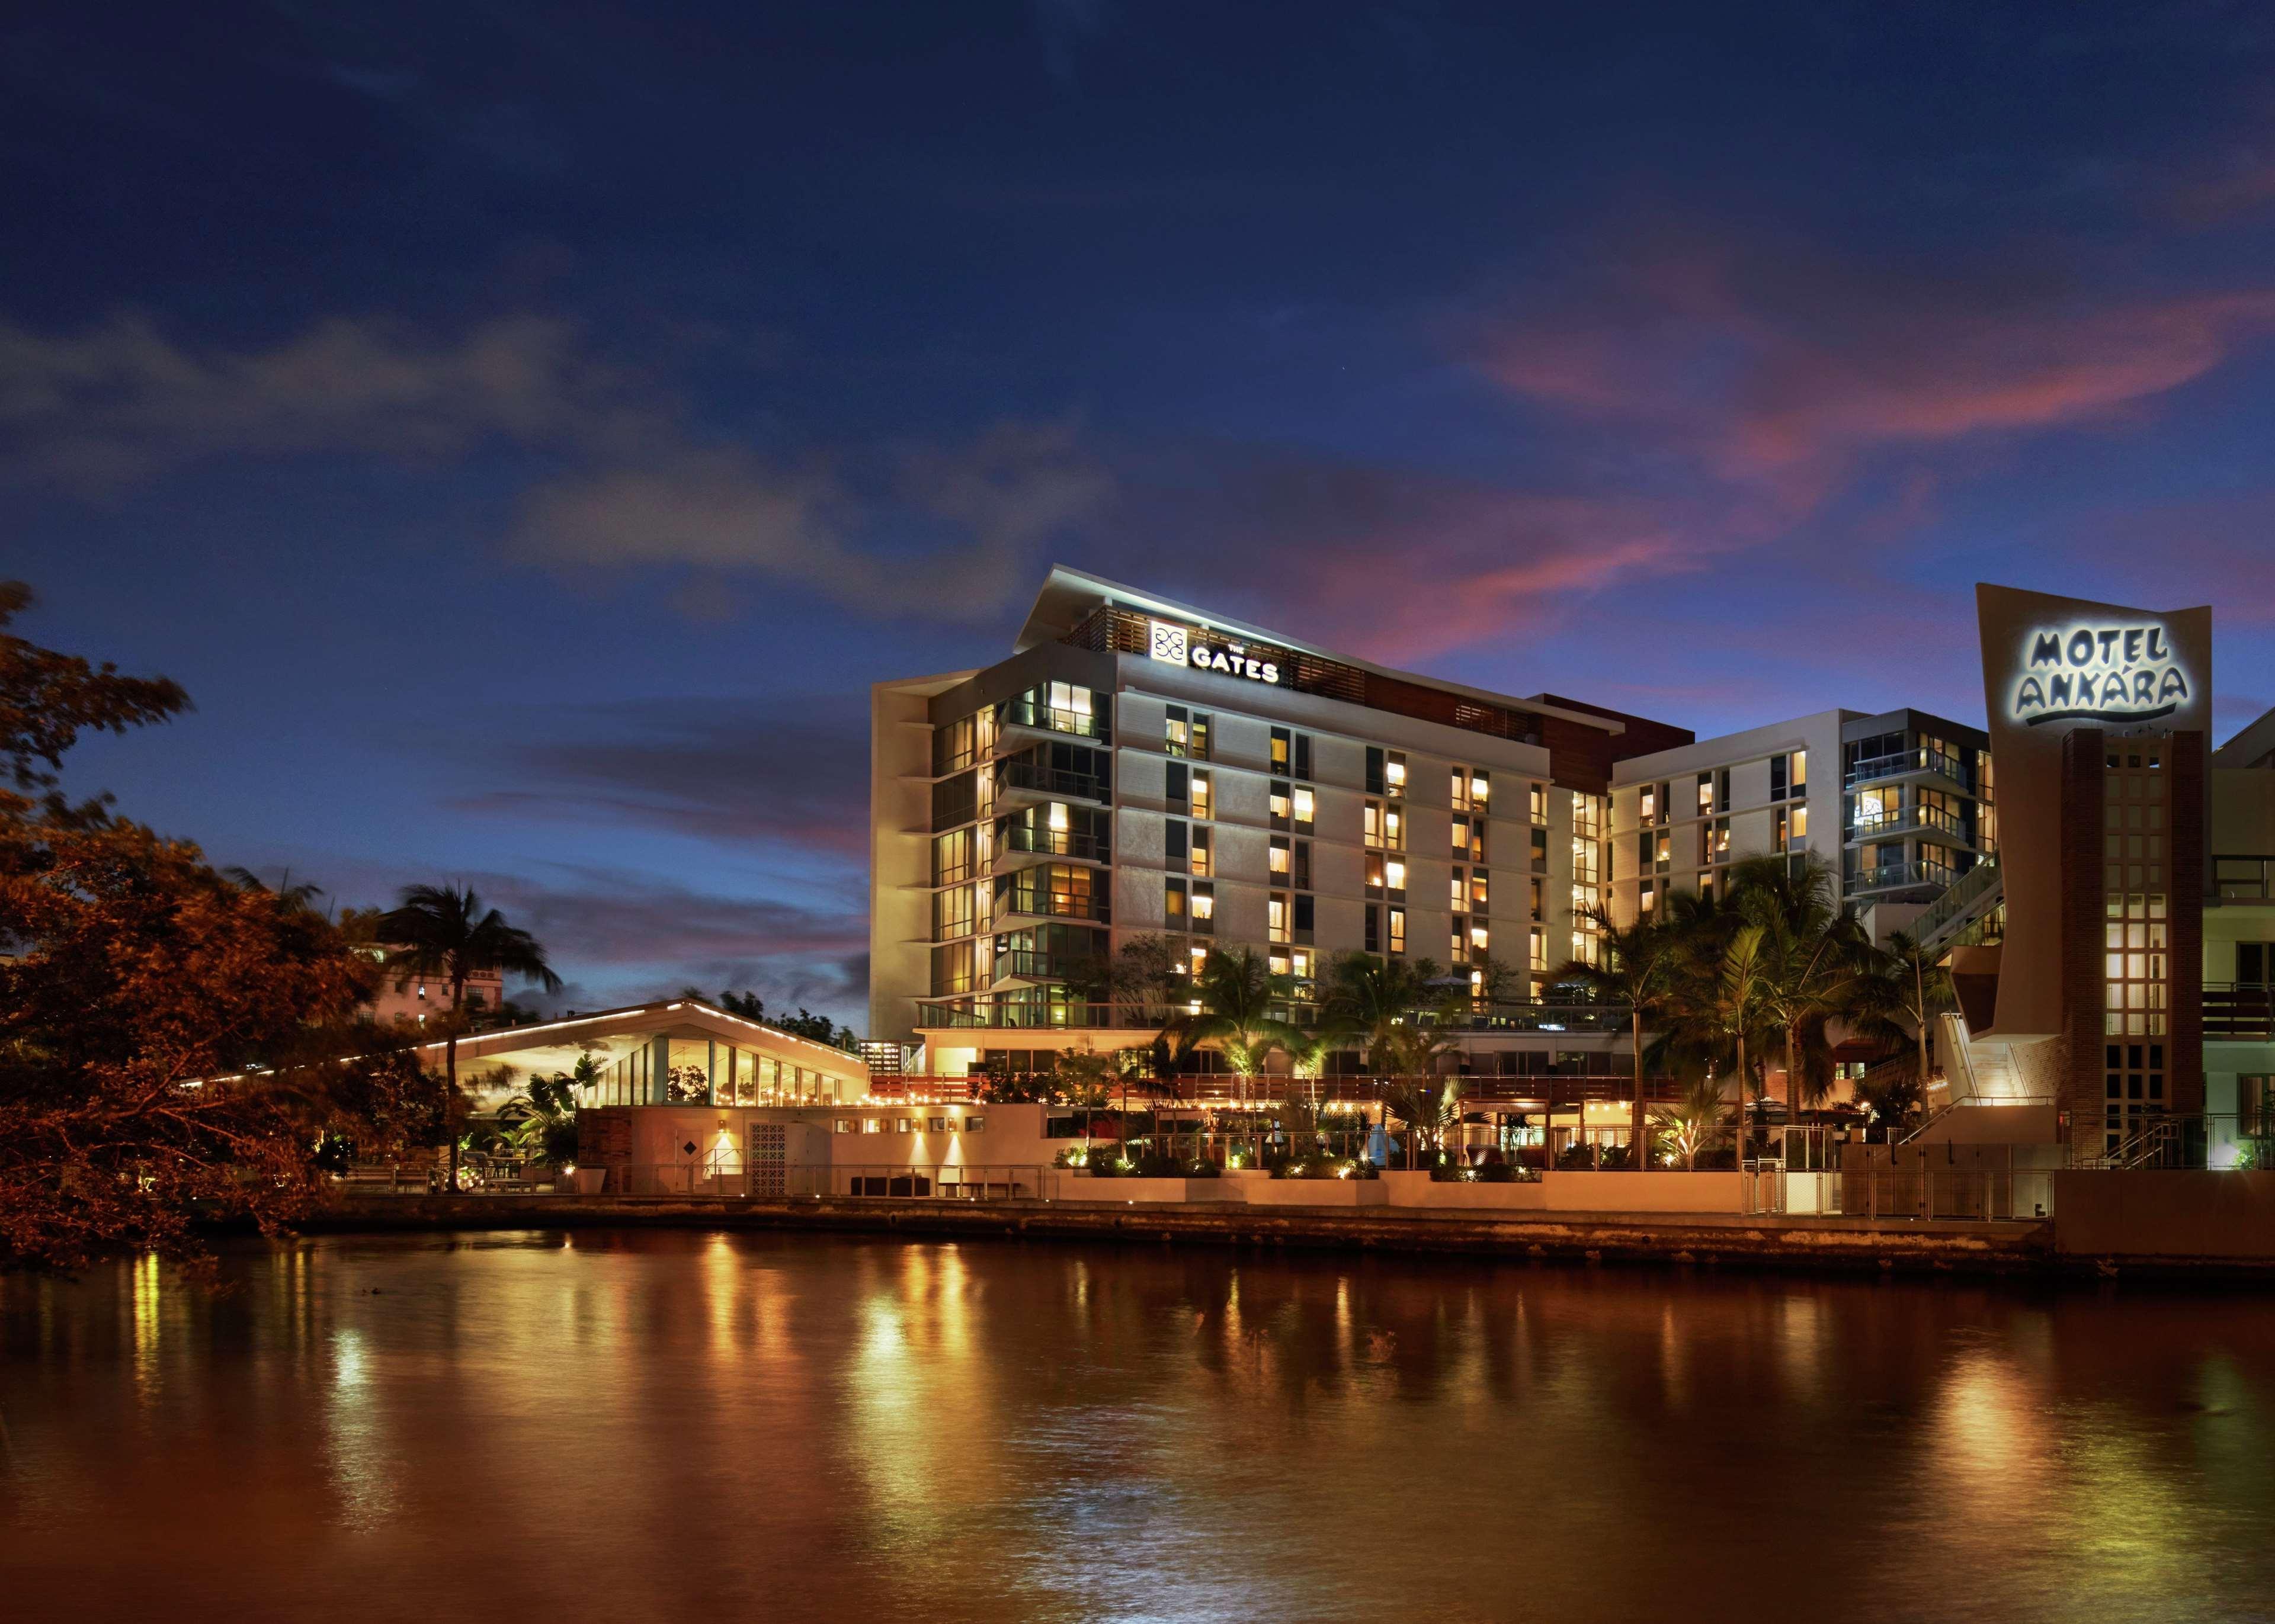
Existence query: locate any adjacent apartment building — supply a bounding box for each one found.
[870,568,1691,1072]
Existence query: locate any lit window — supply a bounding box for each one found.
[1384,807,1404,850]
[1385,752,1406,796]
[1365,801,1384,846]
[1388,908,1406,955]
[1385,858,1406,893]
[1268,893,1290,943]
[1191,884,1215,922]
[1270,838,1291,876]
[1293,787,1315,829]
[1450,868,1466,910]
[1190,771,1212,821]
[1470,771,1489,807]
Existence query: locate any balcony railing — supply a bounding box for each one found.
[997,761,1110,802]
[1846,860,1962,894]
[1844,745,1976,789]
[1000,700,1109,743]
[1848,803,1965,842]
[996,888,1111,923]
[991,951,1107,984]
[2214,856,2275,901]
[2205,982,2275,1039]
[1001,824,1110,863]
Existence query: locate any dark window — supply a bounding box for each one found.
[1165,819,1188,864]
[1365,746,1385,795]
[1167,762,1188,812]
[1364,906,1380,954]
[1294,894,1315,935]
[1294,840,1312,891]
[1294,734,1312,780]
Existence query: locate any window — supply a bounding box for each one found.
[1271,779,1292,828]
[1453,814,1482,862]
[1165,705,1190,758]
[1268,892,1290,943]
[1451,866,1467,910]
[1385,858,1406,896]
[1190,824,1213,877]
[1366,852,1386,895]
[1388,907,1406,955]
[1529,826,1547,872]
[1639,879,1658,914]
[1702,817,1731,865]
[1697,772,1714,816]
[1165,817,1187,869]
[1293,894,1314,938]
[1191,712,1211,760]
[1774,807,1807,852]
[1385,751,1407,797]
[1167,761,1188,813]
[1270,836,1291,878]
[2239,943,2275,985]
[1770,749,1806,803]
[1470,771,1489,810]
[1293,786,1315,833]
[1529,925,1546,971]
[1470,868,1489,911]
[1365,800,1385,848]
[965,1116,985,1134]
[1271,727,1291,772]
[1366,746,1386,795]
[1529,782,1546,824]
[1165,877,1187,922]
[1293,840,1312,890]
[1386,805,1405,850]
[1190,882,1216,928]
[1451,766,1470,811]
[1639,782,1670,826]
[1190,770,1212,821]
[1294,734,1312,780]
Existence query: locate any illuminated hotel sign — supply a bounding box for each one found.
[2010,622,2192,726]
[1148,618,1281,685]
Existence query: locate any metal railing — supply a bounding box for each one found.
[1848,803,1965,841]
[1000,825,1110,863]
[993,887,1111,923]
[2204,983,2275,1040]
[1909,858,2002,953]
[2069,1113,2275,1170]
[996,761,1110,801]
[1744,1166,2052,1222]
[1845,860,1964,894]
[999,701,1109,742]
[1844,746,1975,789]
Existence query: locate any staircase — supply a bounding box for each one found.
[1909,858,2002,959]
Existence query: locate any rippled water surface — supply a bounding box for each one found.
[6,1231,2275,1622]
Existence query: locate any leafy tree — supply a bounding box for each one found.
[379,885,563,1189]
[0,583,425,1273]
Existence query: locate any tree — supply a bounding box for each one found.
[1725,854,1877,1128]
[1649,1077,1732,1170]
[1550,907,1676,1170]
[0,583,427,1273]
[1670,922,1776,1161]
[1178,946,1306,1105]
[1863,930,1955,1097]
[379,885,562,1189]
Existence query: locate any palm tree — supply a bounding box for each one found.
[1649,1076,1732,1170]
[378,884,562,1188]
[1678,922,1774,1161]
[1180,946,1306,1108]
[1726,854,1876,1129]
[1872,929,1955,1096]
[1550,907,1675,1170]
[1321,952,1463,1167]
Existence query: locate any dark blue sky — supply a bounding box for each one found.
[13,2,2275,1023]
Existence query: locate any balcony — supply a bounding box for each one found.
[994,888,1111,925]
[999,824,1110,864]
[1846,803,1968,846]
[1844,746,1975,791]
[2214,856,2275,901]
[1845,860,1963,897]
[998,700,1110,744]
[2206,982,2275,1039]
[996,760,1110,803]
[991,949,1107,984]
[915,997,1142,1031]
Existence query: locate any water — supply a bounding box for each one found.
[5,1233,2274,1623]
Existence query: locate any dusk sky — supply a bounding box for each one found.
[12,2,2275,1025]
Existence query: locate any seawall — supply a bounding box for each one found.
[293,1193,2088,1278]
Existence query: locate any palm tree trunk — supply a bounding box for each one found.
[1914,958,1931,1096]
[1733,1034,1748,1163]
[1630,1008,1649,1172]
[445,971,465,1192]
[1784,1025,1799,1146]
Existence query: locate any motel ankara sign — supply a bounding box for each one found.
[2009,621,2194,727]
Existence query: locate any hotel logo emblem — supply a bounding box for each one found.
[1148,619,1188,666]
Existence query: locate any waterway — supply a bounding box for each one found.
[5,1231,2275,1622]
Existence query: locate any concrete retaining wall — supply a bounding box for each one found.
[1382,1172,1547,1209]
[2053,1170,2275,1260]
[1244,1178,1388,1207]
[1542,1172,1742,1212]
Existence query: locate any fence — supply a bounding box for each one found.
[1743,1165,2053,1222]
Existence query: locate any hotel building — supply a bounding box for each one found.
[868,572,2275,1171]
[870,568,1691,1077]
[1607,708,1996,936]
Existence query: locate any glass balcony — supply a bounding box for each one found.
[1844,744,1975,790]
[1847,803,1966,843]
[1000,699,1110,743]
[997,760,1110,802]
[1001,824,1110,863]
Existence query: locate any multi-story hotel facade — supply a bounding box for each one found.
[870,570,2275,1173]
[871,568,1691,1077]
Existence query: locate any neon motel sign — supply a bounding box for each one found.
[2010,622,2191,726]
[1148,618,1281,685]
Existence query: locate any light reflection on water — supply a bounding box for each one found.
[5,1233,2275,1623]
